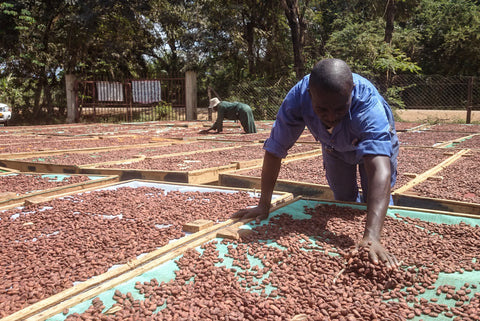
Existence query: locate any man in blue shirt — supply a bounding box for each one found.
[234,58,400,269]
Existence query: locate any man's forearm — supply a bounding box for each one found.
[258,151,282,210]
[363,155,391,241]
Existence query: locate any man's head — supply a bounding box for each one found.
[209,97,221,112]
[308,58,354,129]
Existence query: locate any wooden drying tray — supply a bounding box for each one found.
[0,140,178,160]
[196,132,318,145]
[395,123,431,132]
[235,147,322,169]
[21,194,480,321]
[219,152,333,200]
[220,172,334,200]
[79,162,239,184]
[0,158,79,174]
[301,196,480,220]
[391,148,480,215]
[78,144,258,184]
[393,193,480,217]
[0,173,119,209]
[431,133,478,148]
[0,141,184,173]
[1,181,293,321]
[393,148,471,194]
[78,144,321,184]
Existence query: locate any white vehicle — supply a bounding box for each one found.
[0,103,12,125]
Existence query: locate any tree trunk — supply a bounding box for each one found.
[384,0,396,44]
[245,21,255,74]
[33,81,43,118]
[282,0,307,80]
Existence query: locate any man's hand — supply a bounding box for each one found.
[355,237,400,269]
[232,205,269,224]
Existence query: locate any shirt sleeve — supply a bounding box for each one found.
[264,83,307,158]
[351,87,393,160]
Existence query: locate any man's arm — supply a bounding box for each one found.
[361,154,399,269]
[213,106,225,132]
[232,151,282,222]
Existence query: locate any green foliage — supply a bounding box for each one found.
[325,19,420,77]
[411,0,480,75]
[154,101,173,120]
[1,0,480,124]
[384,84,417,109]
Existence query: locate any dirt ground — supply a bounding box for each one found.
[395,109,480,123]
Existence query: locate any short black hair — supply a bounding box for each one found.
[309,58,353,93]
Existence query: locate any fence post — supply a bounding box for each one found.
[466,77,473,124]
[65,74,77,123]
[185,71,197,120]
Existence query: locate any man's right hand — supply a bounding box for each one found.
[232,205,269,224]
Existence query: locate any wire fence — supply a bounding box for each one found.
[75,78,185,123]
[74,74,480,123]
[219,74,480,121]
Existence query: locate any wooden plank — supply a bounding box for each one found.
[433,133,478,148]
[299,196,480,219]
[82,143,254,169]
[187,163,239,184]
[0,165,18,173]
[219,173,334,199]
[5,186,292,321]
[0,174,119,208]
[0,159,79,174]
[183,219,214,232]
[0,141,176,160]
[393,148,471,194]
[393,194,480,217]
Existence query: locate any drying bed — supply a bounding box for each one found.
[447,135,480,149]
[201,130,273,142]
[428,124,480,133]
[15,141,244,166]
[395,122,425,131]
[48,199,480,321]
[409,152,480,204]
[0,173,92,195]
[397,131,471,147]
[0,136,158,154]
[0,182,261,318]
[394,147,452,189]
[234,146,451,191]
[238,155,328,186]
[101,144,321,171]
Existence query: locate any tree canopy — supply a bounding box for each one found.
[1,0,479,123]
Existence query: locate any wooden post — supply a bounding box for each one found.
[466,77,473,124]
[207,87,213,121]
[65,74,77,123]
[185,71,197,121]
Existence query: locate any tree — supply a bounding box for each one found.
[0,0,156,123]
[410,0,480,75]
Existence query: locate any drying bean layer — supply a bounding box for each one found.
[64,204,479,320]
[0,187,258,317]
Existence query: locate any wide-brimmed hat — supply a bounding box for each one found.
[209,97,220,109]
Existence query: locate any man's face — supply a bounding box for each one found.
[309,87,352,129]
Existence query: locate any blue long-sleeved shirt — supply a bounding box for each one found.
[264,73,399,166]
